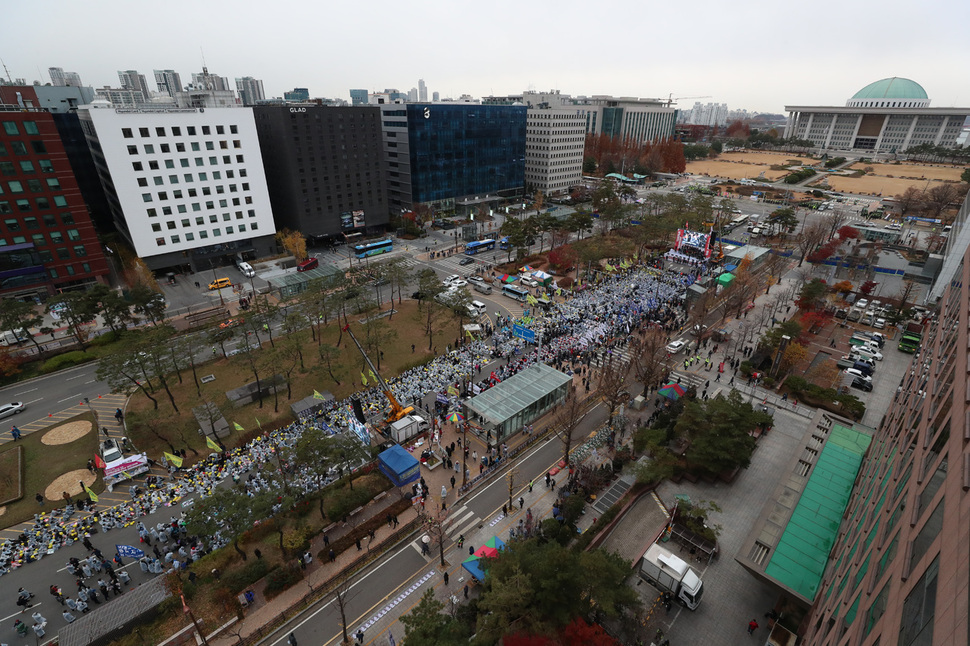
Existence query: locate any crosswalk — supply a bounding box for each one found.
[409,503,483,558]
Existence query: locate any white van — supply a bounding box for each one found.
[237,261,255,278]
[473,281,492,295]
[470,300,487,317]
[0,330,28,346]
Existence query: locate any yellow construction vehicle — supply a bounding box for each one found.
[344,325,414,423]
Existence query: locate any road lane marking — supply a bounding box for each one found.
[57,393,82,403]
[12,387,38,395]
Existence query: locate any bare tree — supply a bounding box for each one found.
[824,208,850,239]
[596,354,632,423]
[795,220,829,267]
[551,390,584,469]
[631,327,668,396]
[421,501,449,568]
[331,576,356,645]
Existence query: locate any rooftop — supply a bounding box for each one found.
[852,77,927,100]
[464,363,572,425]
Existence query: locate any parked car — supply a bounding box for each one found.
[0,401,25,420]
[852,346,883,361]
[850,377,873,392]
[835,309,848,320]
[856,298,869,309]
[459,257,475,266]
[443,274,460,285]
[666,340,687,354]
[843,368,872,381]
[846,354,876,368]
[519,277,539,288]
[873,318,886,329]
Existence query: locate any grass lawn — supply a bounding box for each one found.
[125,299,462,461]
[0,412,100,527]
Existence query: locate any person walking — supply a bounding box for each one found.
[748,619,759,635]
[287,633,298,646]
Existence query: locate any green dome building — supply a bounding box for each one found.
[784,78,968,153]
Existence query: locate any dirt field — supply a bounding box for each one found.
[687,151,818,181]
[41,419,92,445]
[813,174,951,196]
[848,161,965,182]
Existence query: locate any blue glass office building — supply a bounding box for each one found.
[404,104,526,208]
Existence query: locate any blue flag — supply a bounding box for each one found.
[116,544,145,558]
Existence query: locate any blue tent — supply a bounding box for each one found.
[378,445,420,487]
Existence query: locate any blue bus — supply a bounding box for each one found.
[499,237,511,250]
[465,239,496,255]
[354,239,393,258]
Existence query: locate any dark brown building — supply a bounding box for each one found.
[0,87,109,301]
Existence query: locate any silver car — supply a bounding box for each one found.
[0,401,25,420]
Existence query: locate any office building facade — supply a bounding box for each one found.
[349,89,368,106]
[79,105,276,272]
[235,77,265,106]
[796,191,970,645]
[117,70,152,102]
[380,103,526,215]
[0,97,110,299]
[573,95,676,143]
[252,105,387,240]
[785,77,970,153]
[525,108,586,196]
[418,79,427,102]
[285,88,310,102]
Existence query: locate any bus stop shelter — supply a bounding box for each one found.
[463,364,572,441]
[267,264,344,300]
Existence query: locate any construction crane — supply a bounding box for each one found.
[665,94,712,107]
[344,325,414,423]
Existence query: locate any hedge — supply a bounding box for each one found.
[39,350,96,373]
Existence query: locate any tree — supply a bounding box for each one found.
[680,391,771,476]
[795,220,829,267]
[551,390,583,468]
[631,327,668,396]
[417,269,448,351]
[777,342,808,377]
[401,589,466,645]
[961,168,970,185]
[362,318,397,371]
[130,284,167,326]
[924,183,959,218]
[47,292,98,350]
[548,244,578,271]
[85,284,134,333]
[0,299,44,356]
[276,228,307,261]
[97,345,160,409]
[292,427,338,520]
[317,343,344,386]
[795,279,828,311]
[894,186,924,215]
[859,280,878,296]
[184,486,257,561]
[765,207,798,237]
[136,326,180,412]
[233,335,265,408]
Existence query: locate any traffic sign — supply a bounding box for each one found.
[512,323,535,343]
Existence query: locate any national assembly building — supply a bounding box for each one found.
[784,77,969,154]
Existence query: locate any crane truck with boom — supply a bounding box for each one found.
[344,325,427,441]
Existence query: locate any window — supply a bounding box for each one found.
[0,202,10,214]
[48,267,57,278]
[233,140,241,149]
[195,157,204,166]
[165,160,175,169]
[122,127,134,139]
[230,124,238,134]
[19,161,34,173]
[156,237,166,246]
[56,247,70,259]
[201,126,210,135]
[209,156,217,165]
[158,191,168,201]
[138,178,148,187]
[2,121,19,135]
[146,208,157,217]
[144,144,154,154]
[208,214,217,223]
[184,174,193,183]
[36,145,51,158]
[192,203,201,212]
[151,223,161,232]
[160,144,170,153]
[42,214,56,227]
[73,245,86,257]
[191,142,200,151]
[213,171,222,180]
[7,181,23,193]
[23,121,39,135]
[32,233,45,246]
[236,155,244,163]
[169,175,179,184]
[220,140,228,149]
[35,197,49,210]
[0,162,14,176]
[180,158,189,168]
[82,262,90,273]
[24,217,38,230]
[222,212,230,221]
[187,126,196,135]
[46,178,60,190]
[65,264,75,276]
[205,141,214,151]
[0,143,5,155]
[38,250,52,262]
[162,207,172,216]
[177,204,186,213]
[53,196,67,207]
[212,228,221,237]
[3,218,19,230]
[898,556,938,646]
[148,161,159,170]
[238,224,246,232]
[250,222,258,230]
[143,193,153,202]
[198,172,207,181]
[198,230,208,239]
[185,232,194,241]
[226,226,234,234]
[195,217,204,225]
[10,141,26,155]
[26,179,42,192]
[216,125,225,135]
[170,235,180,244]
[139,127,149,137]
[67,229,80,241]
[172,127,181,136]
[127,145,138,155]
[60,213,74,225]
[156,127,166,137]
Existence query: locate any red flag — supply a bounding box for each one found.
[94,455,106,469]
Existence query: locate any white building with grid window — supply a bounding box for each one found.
[525,108,586,196]
[784,77,970,153]
[79,103,277,272]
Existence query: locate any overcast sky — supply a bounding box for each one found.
[4,0,968,114]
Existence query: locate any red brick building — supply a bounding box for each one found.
[0,87,108,301]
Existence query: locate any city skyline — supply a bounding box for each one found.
[2,0,968,114]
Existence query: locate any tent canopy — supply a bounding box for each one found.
[716,273,736,287]
[378,445,421,487]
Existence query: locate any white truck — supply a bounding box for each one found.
[638,543,704,610]
[389,414,429,443]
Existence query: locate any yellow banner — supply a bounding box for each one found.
[206,436,221,451]
[233,422,244,431]
[163,452,183,468]
[84,484,99,503]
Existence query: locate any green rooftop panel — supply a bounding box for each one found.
[764,424,872,602]
[851,77,927,100]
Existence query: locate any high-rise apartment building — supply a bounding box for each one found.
[408,88,418,102]
[117,70,152,101]
[432,91,440,102]
[791,191,970,645]
[235,77,265,106]
[0,88,110,299]
[253,105,387,240]
[79,105,276,272]
[94,87,147,107]
[48,67,83,87]
[418,79,427,102]
[350,89,368,106]
[380,103,526,216]
[154,70,183,98]
[191,69,230,92]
